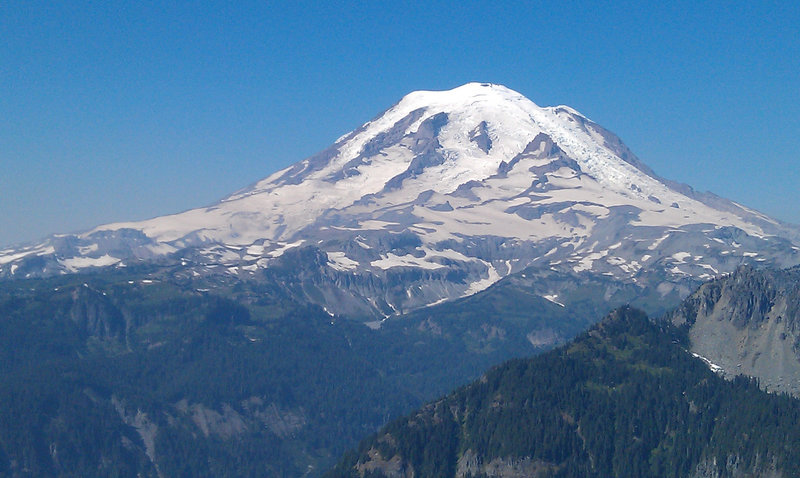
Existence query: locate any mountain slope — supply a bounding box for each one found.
[2,83,798,318]
[0,262,644,476]
[327,307,800,478]
[669,265,800,396]
[0,270,421,476]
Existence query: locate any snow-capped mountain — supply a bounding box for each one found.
[3,83,799,317]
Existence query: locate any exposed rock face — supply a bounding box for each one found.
[670,265,800,395]
[241,397,307,439]
[456,449,558,477]
[356,447,561,478]
[112,396,159,466]
[172,397,308,440]
[691,455,782,478]
[177,401,248,439]
[65,286,126,342]
[356,448,410,478]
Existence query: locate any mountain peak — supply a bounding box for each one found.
[2,85,798,319]
[398,82,530,106]
[390,82,541,126]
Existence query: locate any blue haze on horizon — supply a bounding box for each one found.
[2,1,799,247]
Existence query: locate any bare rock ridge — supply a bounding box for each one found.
[2,83,799,318]
[670,265,800,396]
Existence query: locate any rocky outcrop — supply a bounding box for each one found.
[691,454,782,478]
[455,449,558,477]
[669,265,800,395]
[173,397,308,440]
[112,396,159,467]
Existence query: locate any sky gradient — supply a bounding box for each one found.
[2,1,799,247]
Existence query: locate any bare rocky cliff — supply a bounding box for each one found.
[669,265,800,395]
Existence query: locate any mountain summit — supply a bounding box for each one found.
[2,83,799,316]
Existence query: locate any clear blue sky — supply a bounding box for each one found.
[2,1,799,247]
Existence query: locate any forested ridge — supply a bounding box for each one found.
[6,264,797,477]
[327,307,800,478]
[0,264,605,477]
[0,269,419,476]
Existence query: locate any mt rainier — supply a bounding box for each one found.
[3,82,799,318]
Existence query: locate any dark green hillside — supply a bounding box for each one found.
[0,271,420,477]
[328,307,800,478]
[375,264,687,399]
[0,263,632,477]
[0,261,688,477]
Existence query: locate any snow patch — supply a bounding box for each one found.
[671,252,691,263]
[371,252,445,270]
[0,245,55,265]
[543,294,565,307]
[463,262,501,296]
[648,235,669,251]
[326,251,359,271]
[246,244,265,256]
[691,352,724,373]
[60,254,121,272]
[266,240,305,258]
[573,250,609,273]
